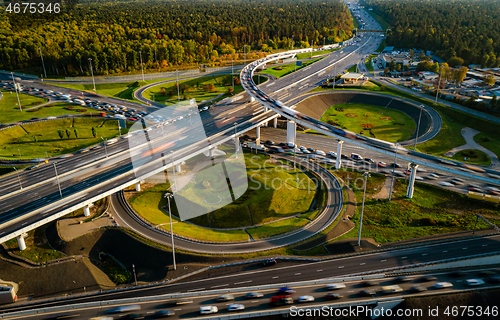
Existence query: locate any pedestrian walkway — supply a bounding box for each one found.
[372,176,392,200]
[57,214,116,241]
[444,127,500,167]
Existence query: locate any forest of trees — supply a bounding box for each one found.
[0,0,355,76]
[361,0,500,67]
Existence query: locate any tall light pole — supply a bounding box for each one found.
[244,45,247,65]
[169,150,177,271]
[292,35,294,50]
[231,60,234,92]
[139,50,145,83]
[101,137,108,158]
[413,105,423,151]
[388,144,399,202]
[11,72,22,111]
[434,66,442,105]
[17,149,21,160]
[88,58,96,92]
[39,47,47,79]
[13,167,22,190]
[357,172,370,246]
[132,264,137,286]
[176,69,180,105]
[53,162,63,198]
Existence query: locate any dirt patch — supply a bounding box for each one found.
[345,113,357,117]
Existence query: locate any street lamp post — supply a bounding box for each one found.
[11,72,22,111]
[176,70,180,105]
[17,149,21,160]
[132,264,137,286]
[53,162,63,198]
[244,45,247,65]
[388,144,399,202]
[292,35,294,50]
[168,151,177,271]
[39,47,47,79]
[139,50,145,83]
[435,67,442,105]
[13,167,22,190]
[101,137,108,158]
[357,172,370,246]
[413,105,423,151]
[231,60,234,92]
[88,58,96,92]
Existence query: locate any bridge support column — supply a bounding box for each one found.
[17,234,26,251]
[264,106,268,112]
[250,96,255,102]
[406,163,418,198]
[286,121,296,146]
[83,204,91,217]
[135,182,141,192]
[335,140,343,169]
[175,164,182,173]
[273,118,278,128]
[234,137,240,152]
[209,148,214,158]
[256,126,261,145]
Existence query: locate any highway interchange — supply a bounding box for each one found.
[1,0,500,318]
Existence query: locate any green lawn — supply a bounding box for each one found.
[347,65,357,73]
[246,214,313,240]
[451,149,491,166]
[295,48,338,60]
[4,226,65,263]
[320,102,416,142]
[376,38,386,53]
[474,133,500,160]
[0,117,130,159]
[334,178,496,245]
[365,54,377,73]
[262,57,324,79]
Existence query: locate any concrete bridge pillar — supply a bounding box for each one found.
[264,106,268,112]
[83,204,92,217]
[335,140,344,170]
[406,163,418,198]
[17,234,26,251]
[209,147,214,158]
[256,126,261,145]
[175,164,182,173]
[234,137,240,152]
[286,121,296,146]
[135,182,141,192]
[273,118,278,128]
[250,96,255,102]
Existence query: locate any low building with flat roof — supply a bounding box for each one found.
[341,72,364,84]
[411,79,434,91]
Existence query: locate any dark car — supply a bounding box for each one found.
[124,314,144,320]
[361,280,378,287]
[418,275,437,282]
[341,154,349,159]
[264,140,275,145]
[450,270,466,278]
[394,276,411,283]
[391,162,402,168]
[244,292,264,299]
[325,293,343,300]
[278,287,296,294]
[153,310,175,318]
[307,147,315,152]
[487,276,500,283]
[409,285,427,293]
[358,289,376,297]
[263,258,277,266]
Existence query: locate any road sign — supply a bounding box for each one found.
[296,61,303,67]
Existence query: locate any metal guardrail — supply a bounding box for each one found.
[0,70,38,80]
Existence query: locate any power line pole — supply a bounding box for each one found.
[39,47,47,79]
[88,58,96,92]
[11,72,22,111]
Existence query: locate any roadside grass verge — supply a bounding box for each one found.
[376,38,386,53]
[474,133,500,160]
[295,48,338,60]
[4,225,65,263]
[450,149,491,166]
[0,117,130,159]
[364,54,377,73]
[0,89,49,123]
[246,213,317,240]
[365,10,391,30]
[261,57,324,79]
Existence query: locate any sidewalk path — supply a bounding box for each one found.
[57,214,116,241]
[444,127,500,167]
[372,176,392,200]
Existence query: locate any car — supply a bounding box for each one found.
[307,147,315,152]
[394,276,411,283]
[264,140,275,145]
[433,282,453,289]
[325,293,343,300]
[326,283,346,290]
[328,151,337,158]
[263,258,277,266]
[487,276,500,283]
[123,314,144,320]
[174,298,193,305]
[364,157,374,164]
[409,285,427,293]
[382,285,403,294]
[361,280,378,287]
[278,287,296,294]
[227,304,245,311]
[270,295,293,306]
[217,294,234,302]
[298,295,315,302]
[477,270,496,276]
[27,164,40,170]
[315,150,326,156]
[391,162,402,168]
[450,270,466,278]
[244,292,264,299]
[358,289,376,297]
[152,310,175,318]
[200,306,218,315]
[465,279,485,286]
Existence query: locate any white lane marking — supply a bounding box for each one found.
[463,247,468,250]
[187,288,205,292]
[251,300,259,303]
[272,276,279,279]
[422,253,428,256]
[482,244,488,247]
[317,270,323,272]
[234,280,252,285]
[295,273,301,276]
[338,266,344,269]
[211,284,229,288]
[401,256,407,259]
[174,309,182,311]
[360,263,366,265]
[442,250,448,253]
[381,260,386,262]
[147,311,154,314]
[348,290,354,293]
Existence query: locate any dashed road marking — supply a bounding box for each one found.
[360,263,366,265]
[234,280,252,285]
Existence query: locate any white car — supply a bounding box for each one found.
[433,282,453,289]
[326,283,346,290]
[200,306,218,315]
[227,304,245,311]
[315,150,326,156]
[328,151,337,158]
[298,295,315,302]
[465,279,485,287]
